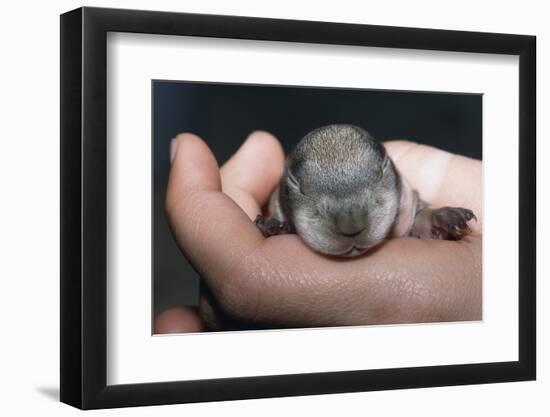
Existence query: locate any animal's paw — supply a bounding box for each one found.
[254,215,293,238]
[430,207,477,240]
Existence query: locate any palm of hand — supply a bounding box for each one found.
[165,131,481,330]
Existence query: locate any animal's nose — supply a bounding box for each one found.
[338,228,366,238]
[334,207,367,237]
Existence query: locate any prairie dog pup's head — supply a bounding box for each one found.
[283,124,399,257]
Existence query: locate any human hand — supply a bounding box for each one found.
[158,131,481,332]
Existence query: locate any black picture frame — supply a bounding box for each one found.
[60,6,536,410]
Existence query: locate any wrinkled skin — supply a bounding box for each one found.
[161,131,482,332]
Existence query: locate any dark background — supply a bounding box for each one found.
[153,80,482,323]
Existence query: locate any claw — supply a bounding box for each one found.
[254,214,293,237]
[429,206,477,242]
[463,209,477,222]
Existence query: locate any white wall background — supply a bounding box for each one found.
[0,0,545,415]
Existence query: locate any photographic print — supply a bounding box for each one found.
[153,81,482,333]
[61,7,535,408]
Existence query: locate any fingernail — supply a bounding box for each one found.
[170,138,178,164]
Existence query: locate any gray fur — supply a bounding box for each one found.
[270,124,407,257]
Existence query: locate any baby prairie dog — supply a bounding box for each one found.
[255,124,476,257]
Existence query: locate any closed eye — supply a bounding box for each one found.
[382,155,391,171]
[287,172,305,195]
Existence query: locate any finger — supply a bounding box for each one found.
[384,140,452,204]
[167,133,222,200]
[154,307,206,334]
[384,140,482,231]
[220,131,285,218]
[165,133,264,303]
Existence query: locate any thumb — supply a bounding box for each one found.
[165,133,263,296]
[166,133,221,209]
